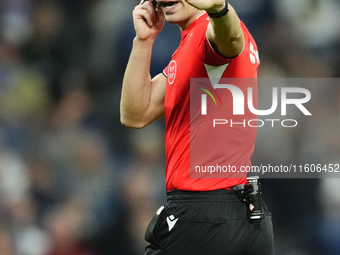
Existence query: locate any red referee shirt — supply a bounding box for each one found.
[163,13,260,191]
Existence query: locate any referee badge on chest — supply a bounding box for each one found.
[168,60,177,85]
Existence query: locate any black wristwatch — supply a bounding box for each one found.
[207,1,229,19]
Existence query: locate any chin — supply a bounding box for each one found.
[165,15,178,24]
[164,15,179,24]
[164,12,185,25]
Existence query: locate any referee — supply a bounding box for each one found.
[120,0,274,254]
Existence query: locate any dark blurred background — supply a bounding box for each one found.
[0,0,340,254]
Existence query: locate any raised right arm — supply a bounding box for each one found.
[120,1,167,129]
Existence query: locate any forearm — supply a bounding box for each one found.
[207,4,242,43]
[121,38,155,128]
[206,3,244,58]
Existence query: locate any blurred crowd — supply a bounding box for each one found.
[0,0,340,254]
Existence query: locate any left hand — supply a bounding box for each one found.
[184,0,225,12]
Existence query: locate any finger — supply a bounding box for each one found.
[141,0,157,15]
[140,0,155,10]
[134,7,155,27]
[142,2,158,25]
[140,0,155,5]
[156,5,164,19]
[152,4,164,26]
[135,1,159,26]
